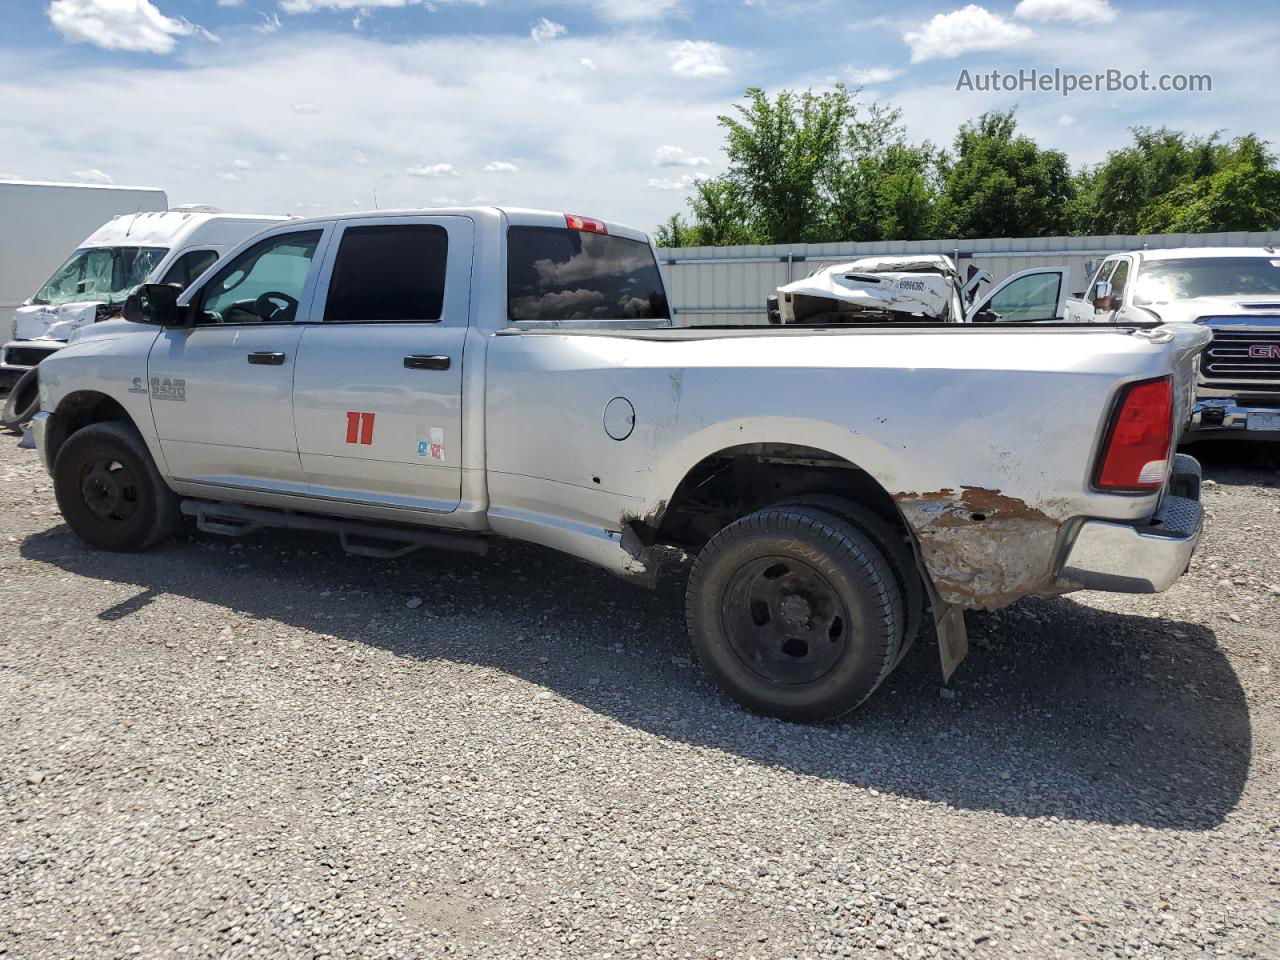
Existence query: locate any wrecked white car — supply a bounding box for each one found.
[769,255,1072,325]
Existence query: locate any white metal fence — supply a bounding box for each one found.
[657,230,1280,325]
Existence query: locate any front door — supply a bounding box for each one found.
[291,216,474,512]
[148,226,330,490]
[966,267,1071,323]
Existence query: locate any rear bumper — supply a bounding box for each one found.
[1185,397,1280,440]
[1058,455,1203,594]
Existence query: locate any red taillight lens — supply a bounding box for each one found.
[565,214,608,234]
[1095,376,1174,491]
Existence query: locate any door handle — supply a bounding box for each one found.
[404,355,451,370]
[247,351,286,366]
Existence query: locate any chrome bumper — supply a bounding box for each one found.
[1059,455,1203,595]
[29,411,53,474]
[1186,398,1280,437]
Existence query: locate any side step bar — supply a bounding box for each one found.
[180,499,489,559]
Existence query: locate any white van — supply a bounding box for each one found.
[1,208,286,387]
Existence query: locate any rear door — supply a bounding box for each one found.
[966,267,1070,323]
[148,225,331,490]
[291,215,474,512]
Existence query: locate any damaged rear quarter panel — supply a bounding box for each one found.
[894,487,1072,610]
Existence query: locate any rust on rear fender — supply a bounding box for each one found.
[894,487,1069,610]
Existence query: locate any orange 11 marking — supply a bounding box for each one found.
[345,411,375,445]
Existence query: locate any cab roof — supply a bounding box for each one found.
[279,206,652,244]
[83,210,287,247]
[1138,246,1280,261]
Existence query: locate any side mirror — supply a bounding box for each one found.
[123,283,189,327]
[1092,280,1113,311]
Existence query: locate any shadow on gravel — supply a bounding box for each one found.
[1181,437,1280,487]
[23,523,1251,831]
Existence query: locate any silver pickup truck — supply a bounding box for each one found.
[31,207,1209,722]
[1065,247,1280,439]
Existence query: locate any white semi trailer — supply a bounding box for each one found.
[0,180,167,346]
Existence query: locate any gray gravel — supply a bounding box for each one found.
[1,434,1277,959]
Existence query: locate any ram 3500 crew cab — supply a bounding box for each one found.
[32,207,1209,721]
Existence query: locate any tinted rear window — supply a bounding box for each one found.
[507,226,669,322]
[324,224,448,323]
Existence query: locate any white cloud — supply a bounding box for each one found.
[0,32,759,229]
[530,17,566,42]
[583,0,682,21]
[47,0,194,55]
[668,41,729,78]
[1014,0,1117,24]
[354,150,369,165]
[647,173,710,191]
[1057,113,1076,126]
[231,158,252,169]
[216,0,243,6]
[218,172,243,183]
[70,168,113,184]
[255,12,282,34]
[483,161,519,173]
[848,65,904,86]
[275,153,292,162]
[406,163,460,178]
[904,5,1033,63]
[654,145,710,168]
[579,57,597,70]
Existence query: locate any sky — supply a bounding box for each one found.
[1,0,1276,231]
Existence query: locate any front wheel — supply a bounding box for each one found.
[686,503,904,722]
[53,422,180,551]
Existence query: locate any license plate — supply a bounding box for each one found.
[1247,412,1280,431]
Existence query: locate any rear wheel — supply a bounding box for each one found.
[1,367,40,430]
[53,422,180,552]
[686,503,903,722]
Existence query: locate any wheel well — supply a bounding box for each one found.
[641,443,908,552]
[45,392,135,466]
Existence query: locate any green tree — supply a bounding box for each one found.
[1072,127,1221,234]
[1139,135,1280,232]
[653,213,692,248]
[936,110,1075,238]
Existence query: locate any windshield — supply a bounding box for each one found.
[1132,257,1280,305]
[32,246,168,306]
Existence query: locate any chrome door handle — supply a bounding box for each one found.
[247,352,286,366]
[404,355,451,370]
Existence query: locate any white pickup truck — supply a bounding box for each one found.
[1064,247,1280,439]
[31,207,1209,721]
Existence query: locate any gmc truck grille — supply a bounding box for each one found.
[1202,329,1280,384]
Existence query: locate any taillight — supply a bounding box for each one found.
[1095,376,1174,491]
[565,214,608,234]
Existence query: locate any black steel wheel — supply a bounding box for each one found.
[686,503,904,722]
[53,421,179,551]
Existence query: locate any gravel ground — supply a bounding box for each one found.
[1,434,1277,960]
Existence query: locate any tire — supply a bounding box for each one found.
[686,503,904,722]
[1,367,40,431]
[53,421,180,552]
[777,495,926,665]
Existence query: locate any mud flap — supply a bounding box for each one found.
[933,602,969,682]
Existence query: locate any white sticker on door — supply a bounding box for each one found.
[418,427,446,462]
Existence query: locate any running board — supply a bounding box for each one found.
[180,499,489,558]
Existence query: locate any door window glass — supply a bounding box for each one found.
[323,225,448,323]
[198,230,322,325]
[1108,259,1130,300]
[159,249,219,289]
[986,272,1062,322]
